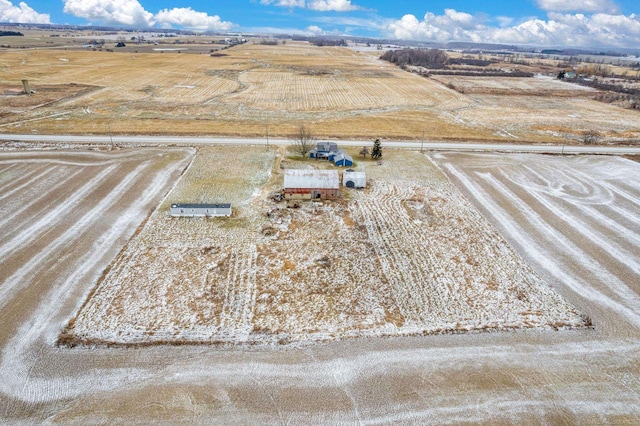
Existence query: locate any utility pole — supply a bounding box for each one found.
[266,123,269,150]
[108,122,114,151]
[421,126,425,153]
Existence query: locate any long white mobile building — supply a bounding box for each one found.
[170,203,232,217]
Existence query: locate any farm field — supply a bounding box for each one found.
[1,146,640,423]
[1,42,639,142]
[62,147,587,346]
[434,152,640,336]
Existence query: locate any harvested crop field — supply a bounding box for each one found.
[2,146,640,423]
[60,147,588,346]
[435,153,640,335]
[0,148,193,314]
[2,42,639,142]
[431,74,597,96]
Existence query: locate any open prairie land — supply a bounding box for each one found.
[1,146,640,423]
[1,42,639,142]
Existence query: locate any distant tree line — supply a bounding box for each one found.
[559,72,640,109]
[0,31,24,37]
[579,79,640,96]
[582,79,640,109]
[381,48,534,78]
[560,72,640,95]
[380,48,449,69]
[429,70,534,78]
[448,57,494,67]
[258,39,279,46]
[290,36,348,46]
[312,38,347,47]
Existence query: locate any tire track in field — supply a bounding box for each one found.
[354,181,446,326]
[218,245,258,341]
[495,168,640,277]
[480,172,640,312]
[0,155,187,400]
[598,180,640,224]
[441,161,640,329]
[521,163,640,245]
[0,161,152,310]
[0,163,20,187]
[0,164,118,261]
[0,165,116,264]
[0,167,85,231]
[0,164,52,200]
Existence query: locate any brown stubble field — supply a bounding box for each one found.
[1,41,639,142]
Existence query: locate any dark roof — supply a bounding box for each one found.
[171,203,231,209]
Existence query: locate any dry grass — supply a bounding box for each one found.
[1,42,639,142]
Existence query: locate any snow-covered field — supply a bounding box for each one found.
[435,153,640,335]
[64,148,587,346]
[1,147,640,423]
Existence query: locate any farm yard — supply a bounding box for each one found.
[0,145,640,422]
[60,147,588,346]
[2,41,639,142]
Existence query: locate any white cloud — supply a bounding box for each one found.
[260,0,358,12]
[386,9,486,44]
[155,7,233,31]
[440,9,475,27]
[308,0,357,11]
[536,0,619,13]
[386,9,640,48]
[63,0,155,27]
[260,0,305,7]
[0,0,50,24]
[306,25,324,35]
[62,0,235,31]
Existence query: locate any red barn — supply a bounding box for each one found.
[283,169,339,200]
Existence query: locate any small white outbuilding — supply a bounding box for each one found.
[343,170,366,189]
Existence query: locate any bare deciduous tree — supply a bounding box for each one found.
[290,124,315,157]
[359,146,370,158]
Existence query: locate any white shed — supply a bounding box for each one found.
[343,170,366,188]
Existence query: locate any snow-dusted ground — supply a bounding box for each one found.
[435,153,640,335]
[1,148,640,423]
[66,148,587,346]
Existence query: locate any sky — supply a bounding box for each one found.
[1,0,639,48]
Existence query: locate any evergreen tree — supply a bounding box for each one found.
[371,138,382,160]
